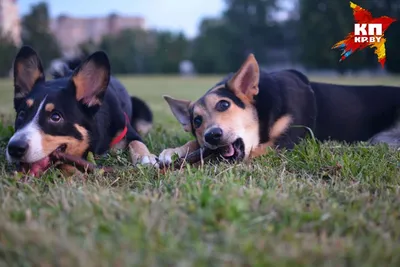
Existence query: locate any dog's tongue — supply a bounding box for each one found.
[21,157,50,177]
[220,144,235,157]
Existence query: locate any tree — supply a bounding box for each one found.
[297,0,400,73]
[0,34,18,77]
[223,0,283,61]
[191,18,235,73]
[192,0,286,73]
[95,29,190,74]
[98,30,138,74]
[153,31,190,73]
[385,21,400,73]
[363,0,400,73]
[21,2,61,69]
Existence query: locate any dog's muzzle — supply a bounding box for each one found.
[7,139,29,160]
[204,127,223,147]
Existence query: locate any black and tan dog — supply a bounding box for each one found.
[159,54,400,165]
[6,46,157,176]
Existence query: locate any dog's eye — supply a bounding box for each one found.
[193,116,203,128]
[216,100,230,112]
[49,112,62,123]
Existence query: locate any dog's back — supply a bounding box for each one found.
[254,68,400,148]
[52,64,153,139]
[310,82,400,143]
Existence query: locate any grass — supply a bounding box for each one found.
[0,74,400,266]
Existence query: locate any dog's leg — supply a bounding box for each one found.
[128,140,158,166]
[158,140,199,166]
[369,126,400,149]
[125,124,158,167]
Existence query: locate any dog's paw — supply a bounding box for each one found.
[140,154,159,167]
[158,148,180,166]
[131,153,158,168]
[140,153,158,165]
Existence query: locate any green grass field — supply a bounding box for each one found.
[1,75,400,266]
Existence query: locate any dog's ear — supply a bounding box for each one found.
[71,51,110,107]
[13,46,45,107]
[228,54,260,100]
[163,95,192,132]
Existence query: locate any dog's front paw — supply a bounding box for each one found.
[140,153,158,166]
[158,148,181,166]
[133,153,158,167]
[128,141,159,168]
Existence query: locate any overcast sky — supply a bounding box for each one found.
[18,0,226,38]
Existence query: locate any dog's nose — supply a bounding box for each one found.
[205,127,223,145]
[7,140,29,159]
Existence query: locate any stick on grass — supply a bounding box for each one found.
[51,151,114,173]
[159,147,215,170]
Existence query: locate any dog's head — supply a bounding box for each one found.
[6,46,111,176]
[164,54,261,161]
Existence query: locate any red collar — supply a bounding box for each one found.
[110,112,129,147]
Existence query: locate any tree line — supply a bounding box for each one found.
[0,0,399,77]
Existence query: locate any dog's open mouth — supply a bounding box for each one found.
[217,138,245,162]
[18,144,67,177]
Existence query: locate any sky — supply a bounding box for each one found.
[18,0,226,38]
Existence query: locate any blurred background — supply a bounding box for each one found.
[0,0,399,78]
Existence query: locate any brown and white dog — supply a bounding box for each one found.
[159,53,400,165]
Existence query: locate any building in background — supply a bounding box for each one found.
[50,14,146,57]
[0,0,21,45]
